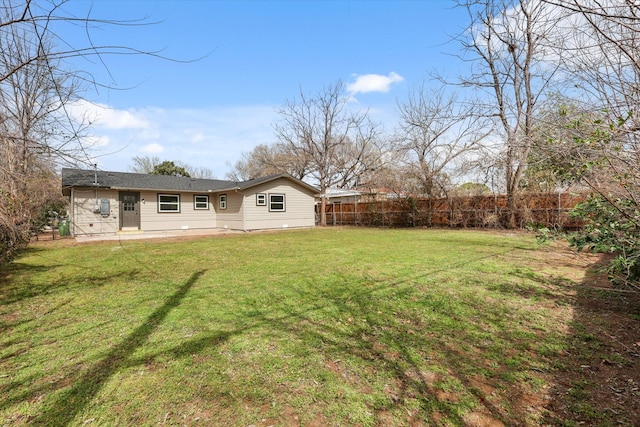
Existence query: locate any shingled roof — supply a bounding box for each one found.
[61,168,318,195]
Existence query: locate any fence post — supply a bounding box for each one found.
[355,201,358,225]
[557,190,562,228]
[332,203,336,226]
[494,192,498,228]
[448,197,456,228]
[382,201,385,226]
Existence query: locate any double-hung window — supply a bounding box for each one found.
[194,195,209,210]
[158,194,180,212]
[219,194,227,210]
[269,194,285,212]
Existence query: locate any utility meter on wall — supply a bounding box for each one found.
[100,199,110,216]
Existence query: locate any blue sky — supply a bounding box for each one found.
[60,1,468,177]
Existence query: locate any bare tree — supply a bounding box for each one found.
[187,166,216,179]
[1,0,164,85]
[0,0,165,260]
[274,81,383,226]
[131,155,216,178]
[0,15,89,259]
[456,0,560,227]
[225,143,310,182]
[539,0,640,287]
[395,85,489,199]
[130,155,161,174]
[538,1,640,210]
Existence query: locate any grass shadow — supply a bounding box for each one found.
[28,270,208,426]
[543,254,640,425]
[7,230,634,425]
[226,251,554,424]
[0,269,145,310]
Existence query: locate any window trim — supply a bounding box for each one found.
[158,193,180,213]
[219,194,227,210]
[194,195,209,210]
[269,193,286,212]
[256,193,266,206]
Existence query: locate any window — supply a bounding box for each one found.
[256,193,266,206]
[219,194,227,210]
[158,194,180,212]
[194,195,209,210]
[123,195,135,212]
[269,194,285,212]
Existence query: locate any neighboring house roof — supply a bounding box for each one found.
[61,168,319,195]
[321,188,363,199]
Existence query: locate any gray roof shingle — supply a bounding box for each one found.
[61,168,318,195]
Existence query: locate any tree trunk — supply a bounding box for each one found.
[320,186,327,226]
[505,191,517,229]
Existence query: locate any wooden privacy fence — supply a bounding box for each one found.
[318,192,587,229]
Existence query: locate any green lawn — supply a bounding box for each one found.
[0,228,586,426]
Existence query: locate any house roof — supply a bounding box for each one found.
[235,173,319,194]
[61,168,319,195]
[321,188,363,199]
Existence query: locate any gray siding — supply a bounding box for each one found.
[215,191,244,230]
[70,188,119,236]
[69,188,218,236]
[140,191,216,231]
[242,178,315,230]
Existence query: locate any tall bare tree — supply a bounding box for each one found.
[1,0,162,260]
[540,0,640,287]
[274,81,383,226]
[0,15,87,259]
[395,85,489,199]
[456,0,560,227]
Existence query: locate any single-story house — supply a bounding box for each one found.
[61,168,319,236]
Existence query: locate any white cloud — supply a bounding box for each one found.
[89,105,279,178]
[88,102,397,178]
[141,143,165,154]
[347,72,404,94]
[103,109,150,130]
[70,99,151,130]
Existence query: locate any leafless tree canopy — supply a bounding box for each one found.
[131,155,216,179]
[0,0,163,260]
[454,0,563,226]
[395,85,490,198]
[225,143,310,182]
[1,3,88,260]
[274,81,385,226]
[535,1,640,201]
[1,0,166,86]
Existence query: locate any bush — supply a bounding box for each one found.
[569,194,640,289]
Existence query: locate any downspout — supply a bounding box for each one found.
[70,187,75,237]
[93,164,99,214]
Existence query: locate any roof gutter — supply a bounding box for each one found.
[107,185,241,193]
